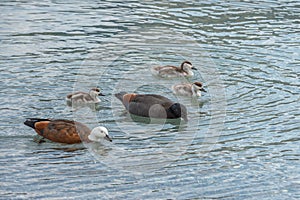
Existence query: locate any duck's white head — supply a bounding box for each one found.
[88,126,112,142]
[192,82,207,96]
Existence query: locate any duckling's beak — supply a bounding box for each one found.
[104,134,112,142]
[98,93,105,96]
[200,88,207,92]
[191,67,197,70]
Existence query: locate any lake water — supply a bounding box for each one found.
[0,1,299,199]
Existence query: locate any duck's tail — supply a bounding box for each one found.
[24,118,50,129]
[114,92,127,102]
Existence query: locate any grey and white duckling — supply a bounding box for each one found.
[66,88,104,106]
[151,61,197,78]
[172,82,206,97]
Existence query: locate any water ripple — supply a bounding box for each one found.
[0,0,299,199]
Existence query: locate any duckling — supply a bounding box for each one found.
[172,82,206,97]
[151,61,197,78]
[66,88,104,106]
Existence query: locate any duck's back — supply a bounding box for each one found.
[172,84,193,96]
[128,94,174,118]
[131,94,173,105]
[152,65,182,77]
[25,119,91,143]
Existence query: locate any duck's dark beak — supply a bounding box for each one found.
[200,88,207,92]
[192,67,197,70]
[104,135,112,142]
[98,93,105,96]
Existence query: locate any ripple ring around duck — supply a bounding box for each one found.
[73,27,226,174]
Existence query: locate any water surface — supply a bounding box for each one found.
[0,1,299,199]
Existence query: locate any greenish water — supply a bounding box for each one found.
[0,1,299,199]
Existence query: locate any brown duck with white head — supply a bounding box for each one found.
[24,118,112,144]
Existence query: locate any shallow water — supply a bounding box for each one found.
[0,1,299,199]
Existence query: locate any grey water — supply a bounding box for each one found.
[0,1,299,199]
